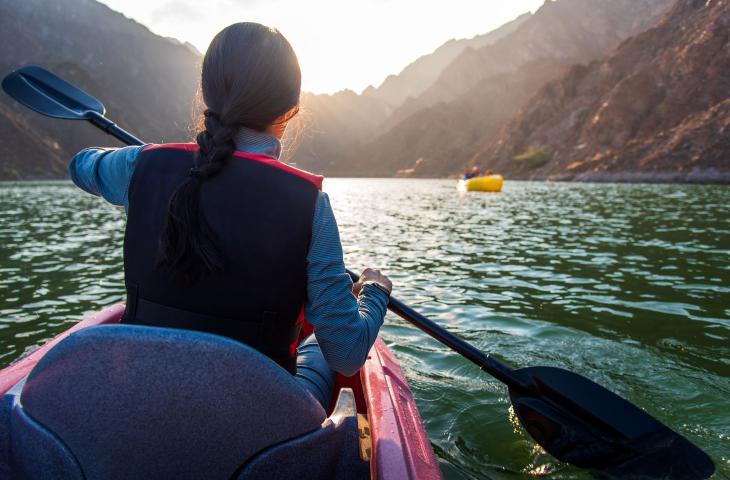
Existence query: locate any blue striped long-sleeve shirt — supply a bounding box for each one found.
[68,128,388,376]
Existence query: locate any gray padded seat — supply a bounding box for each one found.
[0,325,366,480]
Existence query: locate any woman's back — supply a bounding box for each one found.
[123,144,322,372]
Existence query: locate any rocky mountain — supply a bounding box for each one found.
[473,0,730,183]
[364,13,530,109]
[0,0,527,180]
[381,0,674,131]
[0,102,68,179]
[0,0,200,180]
[346,59,569,177]
[288,90,390,174]
[288,12,531,175]
[334,0,674,177]
[3,0,719,183]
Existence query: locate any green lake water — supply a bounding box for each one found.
[0,179,728,478]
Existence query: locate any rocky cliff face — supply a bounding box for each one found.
[289,90,390,174]
[0,102,67,179]
[0,0,200,179]
[3,0,717,183]
[346,59,568,177]
[382,0,674,131]
[0,0,527,180]
[290,12,531,175]
[473,0,730,183]
[336,0,674,178]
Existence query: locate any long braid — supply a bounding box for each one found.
[155,22,301,285]
[194,112,237,178]
[157,111,236,284]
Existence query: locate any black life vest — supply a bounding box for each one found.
[122,143,323,373]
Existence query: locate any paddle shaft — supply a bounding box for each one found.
[346,269,528,390]
[88,111,144,146]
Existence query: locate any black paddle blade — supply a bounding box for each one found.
[1,65,105,120]
[508,366,714,479]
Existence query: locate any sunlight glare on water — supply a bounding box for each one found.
[0,179,729,479]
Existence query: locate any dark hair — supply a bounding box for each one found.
[157,22,301,284]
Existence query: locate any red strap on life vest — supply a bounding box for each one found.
[142,143,323,190]
[143,143,198,152]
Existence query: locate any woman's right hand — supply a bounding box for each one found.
[352,268,392,296]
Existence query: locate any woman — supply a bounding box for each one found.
[68,22,392,409]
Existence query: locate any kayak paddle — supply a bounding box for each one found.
[1,65,144,146]
[346,270,714,479]
[2,65,715,479]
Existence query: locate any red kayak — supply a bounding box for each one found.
[0,303,441,479]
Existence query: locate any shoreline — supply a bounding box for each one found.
[2,173,730,186]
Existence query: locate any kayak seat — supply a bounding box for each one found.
[1,376,84,479]
[235,387,369,479]
[0,324,366,480]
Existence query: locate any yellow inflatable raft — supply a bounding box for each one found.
[458,175,503,192]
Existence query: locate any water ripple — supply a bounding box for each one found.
[1,179,728,479]
[326,179,730,479]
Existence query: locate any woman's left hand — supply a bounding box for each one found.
[352,267,392,296]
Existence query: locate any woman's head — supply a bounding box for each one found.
[201,22,301,132]
[158,22,301,284]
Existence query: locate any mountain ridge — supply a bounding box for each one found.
[0,0,200,179]
[364,13,530,108]
[289,12,534,173]
[472,0,730,183]
[380,0,674,130]
[330,0,675,178]
[1,0,725,183]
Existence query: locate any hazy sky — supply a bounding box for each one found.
[98,0,544,94]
